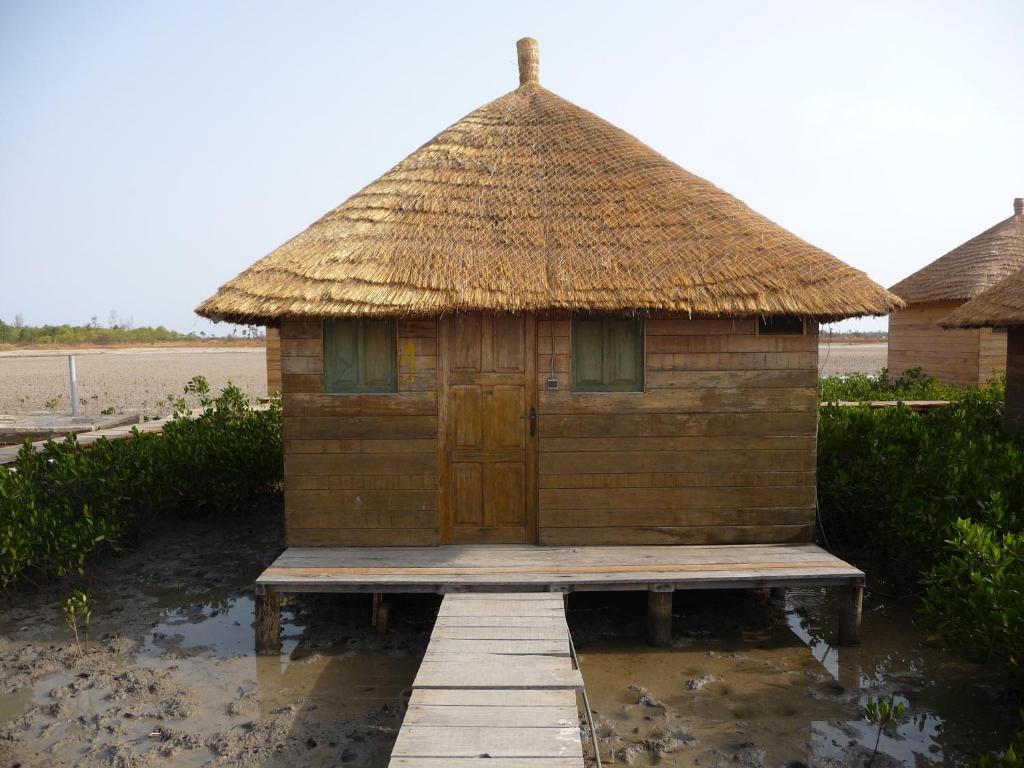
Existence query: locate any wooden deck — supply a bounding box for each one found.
[822,399,950,411]
[257,542,864,594]
[389,592,585,767]
[253,542,866,651]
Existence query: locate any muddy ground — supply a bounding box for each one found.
[0,347,267,420]
[1,503,1018,767]
[0,507,432,768]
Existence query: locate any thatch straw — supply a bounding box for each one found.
[941,262,1024,328]
[890,199,1024,305]
[197,39,900,324]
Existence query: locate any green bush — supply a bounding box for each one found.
[921,517,1023,670]
[817,385,1021,587]
[819,367,975,403]
[0,377,281,587]
[819,375,1024,755]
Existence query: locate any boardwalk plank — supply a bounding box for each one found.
[403,704,578,727]
[424,639,568,656]
[418,654,573,671]
[391,725,582,758]
[390,760,581,767]
[431,626,572,640]
[437,601,566,617]
[433,616,569,628]
[413,663,583,690]
[408,689,576,707]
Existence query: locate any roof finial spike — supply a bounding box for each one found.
[1015,197,1023,216]
[517,37,539,86]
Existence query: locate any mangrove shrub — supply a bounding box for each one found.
[0,377,282,587]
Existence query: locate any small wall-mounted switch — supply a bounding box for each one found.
[545,376,559,390]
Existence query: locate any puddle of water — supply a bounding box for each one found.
[137,592,421,717]
[0,684,33,722]
[573,587,1017,767]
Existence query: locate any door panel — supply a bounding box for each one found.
[486,462,526,526]
[488,386,526,450]
[440,313,537,543]
[452,463,483,526]
[451,314,482,371]
[451,386,483,449]
[493,314,526,372]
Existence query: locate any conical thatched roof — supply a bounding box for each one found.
[890,199,1024,305]
[197,38,900,324]
[941,263,1024,328]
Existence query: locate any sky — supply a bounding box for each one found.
[1,1,1021,334]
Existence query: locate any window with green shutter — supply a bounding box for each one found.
[571,315,644,392]
[323,318,397,393]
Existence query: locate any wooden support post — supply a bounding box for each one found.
[838,584,863,646]
[254,587,282,654]
[647,588,673,647]
[372,592,389,634]
[837,647,863,690]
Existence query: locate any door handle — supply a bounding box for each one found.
[520,407,537,436]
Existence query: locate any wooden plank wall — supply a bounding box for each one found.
[535,313,819,545]
[280,313,820,547]
[265,326,282,394]
[978,327,1009,385]
[280,318,440,546]
[1005,327,1024,433]
[887,301,988,386]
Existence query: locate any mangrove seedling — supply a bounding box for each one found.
[863,694,906,768]
[64,590,92,658]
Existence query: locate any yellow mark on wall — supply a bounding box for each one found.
[399,341,416,382]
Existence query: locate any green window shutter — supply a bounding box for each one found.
[324,318,397,393]
[606,318,643,389]
[572,315,644,392]
[572,317,605,390]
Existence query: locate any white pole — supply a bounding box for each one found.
[68,355,79,416]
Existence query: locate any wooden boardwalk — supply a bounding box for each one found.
[0,405,272,466]
[389,592,585,766]
[822,399,950,411]
[0,410,195,466]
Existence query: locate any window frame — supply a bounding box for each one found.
[570,314,646,393]
[756,315,806,337]
[322,317,398,394]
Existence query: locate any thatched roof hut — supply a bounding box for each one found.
[197,38,898,324]
[941,256,1024,329]
[890,199,1024,304]
[887,198,1024,386]
[197,39,898,552]
[941,258,1024,432]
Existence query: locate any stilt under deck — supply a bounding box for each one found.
[254,543,865,651]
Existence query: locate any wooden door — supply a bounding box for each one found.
[439,313,537,543]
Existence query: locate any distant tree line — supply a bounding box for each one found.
[0,313,263,345]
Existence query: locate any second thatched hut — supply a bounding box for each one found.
[942,265,1024,430]
[888,199,1024,385]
